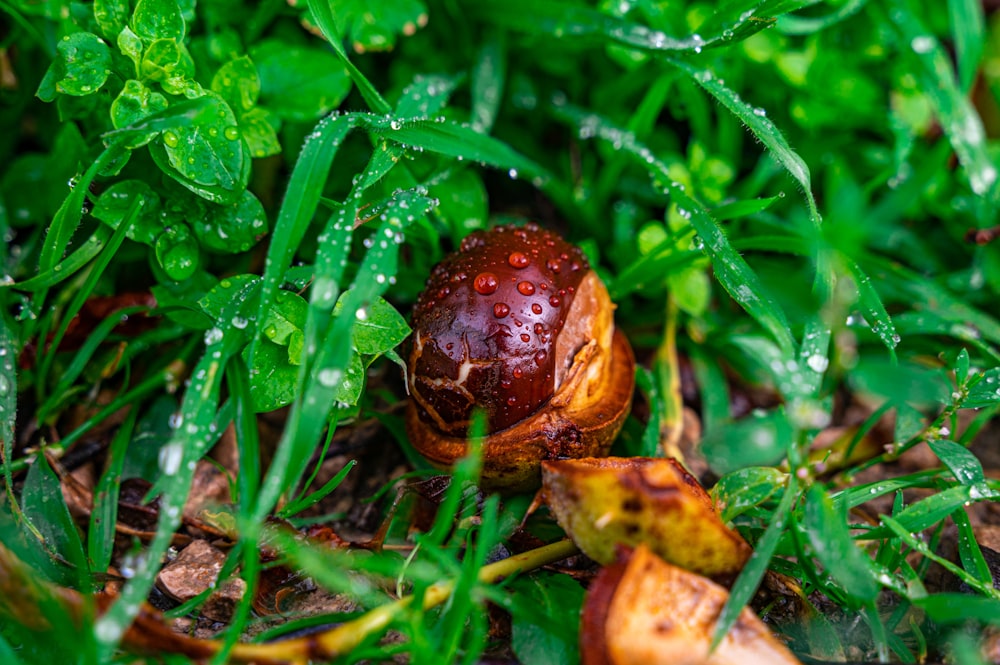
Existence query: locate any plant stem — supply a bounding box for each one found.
[224,538,580,662]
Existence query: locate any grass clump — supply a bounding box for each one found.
[2,0,1000,663]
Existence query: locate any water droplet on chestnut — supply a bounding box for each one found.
[518,281,535,295]
[534,350,548,365]
[520,333,531,342]
[474,272,499,295]
[494,302,511,318]
[509,252,530,269]
[550,295,561,307]
[532,303,543,314]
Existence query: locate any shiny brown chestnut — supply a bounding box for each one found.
[406,223,635,492]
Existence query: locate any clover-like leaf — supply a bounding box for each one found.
[193,189,268,254]
[131,0,186,42]
[148,93,249,204]
[251,39,352,122]
[37,33,112,101]
[111,79,168,130]
[92,179,162,245]
[334,291,411,357]
[93,0,129,39]
[211,55,260,114]
[329,0,428,52]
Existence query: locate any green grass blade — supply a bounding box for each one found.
[668,58,821,228]
[250,113,358,368]
[88,408,137,575]
[0,301,17,519]
[305,0,392,115]
[883,1,997,219]
[712,474,798,648]
[365,116,551,183]
[94,281,253,657]
[553,104,796,357]
[777,0,869,35]
[471,33,505,132]
[35,197,141,410]
[802,485,878,604]
[948,0,985,92]
[847,260,900,356]
[3,226,112,292]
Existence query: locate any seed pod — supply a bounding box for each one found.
[406,223,634,492]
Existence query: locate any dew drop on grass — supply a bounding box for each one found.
[158,442,183,475]
[806,354,829,373]
[163,131,179,148]
[224,126,239,140]
[204,327,224,345]
[231,316,248,329]
[319,368,342,387]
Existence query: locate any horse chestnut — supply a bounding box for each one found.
[406,223,635,492]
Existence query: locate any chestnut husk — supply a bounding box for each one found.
[541,457,751,584]
[406,326,634,492]
[581,544,802,665]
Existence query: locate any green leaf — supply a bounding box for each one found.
[335,293,411,356]
[37,32,112,99]
[802,485,878,604]
[431,168,489,239]
[110,79,168,130]
[702,409,793,475]
[330,0,428,52]
[915,594,1000,625]
[199,274,259,322]
[193,189,268,254]
[139,38,195,88]
[93,0,129,39]
[251,39,352,122]
[966,368,1000,408]
[148,93,249,204]
[117,26,143,74]
[211,55,260,114]
[261,290,308,360]
[928,439,986,487]
[509,572,584,665]
[711,467,788,523]
[22,454,88,576]
[239,107,281,158]
[395,73,459,117]
[131,0,186,42]
[867,484,1000,539]
[92,179,162,245]
[154,222,199,281]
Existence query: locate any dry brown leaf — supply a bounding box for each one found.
[580,544,801,665]
[542,457,750,583]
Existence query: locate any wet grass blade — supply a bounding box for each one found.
[553,104,796,358]
[88,408,137,575]
[802,485,878,604]
[712,474,798,648]
[777,0,869,35]
[847,260,900,357]
[883,0,997,219]
[306,0,392,115]
[94,280,254,658]
[4,226,112,292]
[948,0,985,92]
[251,113,358,366]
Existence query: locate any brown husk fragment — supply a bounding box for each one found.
[541,457,751,584]
[580,544,802,665]
[407,326,634,492]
